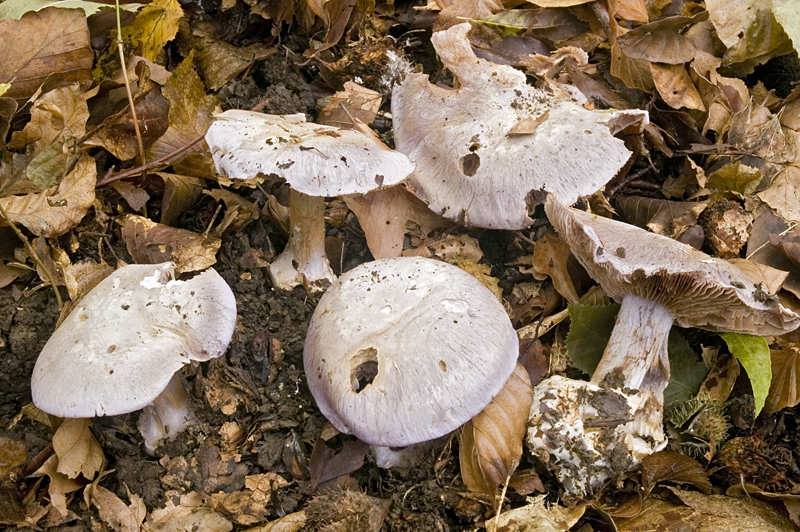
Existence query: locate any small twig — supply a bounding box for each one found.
[96,132,206,187]
[115,0,146,174]
[0,202,63,309]
[493,473,511,530]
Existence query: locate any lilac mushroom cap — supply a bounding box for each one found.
[31,262,236,419]
[303,257,519,447]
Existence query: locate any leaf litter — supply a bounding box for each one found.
[3,0,800,530]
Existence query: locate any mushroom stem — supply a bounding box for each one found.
[590,295,672,399]
[137,372,197,455]
[269,189,336,293]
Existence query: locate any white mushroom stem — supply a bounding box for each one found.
[269,189,336,293]
[137,372,197,455]
[590,295,672,399]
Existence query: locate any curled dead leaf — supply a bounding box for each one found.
[53,418,104,480]
[460,363,533,504]
[641,451,712,495]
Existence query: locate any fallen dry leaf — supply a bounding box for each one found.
[402,233,483,263]
[84,88,170,161]
[239,510,306,532]
[121,0,184,61]
[698,351,740,402]
[641,451,712,495]
[318,81,382,129]
[119,214,221,273]
[0,8,93,105]
[726,258,788,295]
[194,33,276,91]
[765,347,800,413]
[305,489,390,532]
[0,437,25,481]
[705,0,791,66]
[63,260,114,300]
[616,16,697,64]
[485,494,585,532]
[146,55,219,178]
[52,418,104,480]
[0,152,96,237]
[651,62,705,111]
[112,180,150,211]
[454,258,504,303]
[530,233,580,303]
[143,491,232,532]
[309,436,369,491]
[30,454,83,517]
[157,173,207,226]
[617,486,799,531]
[87,483,146,532]
[343,186,449,259]
[460,363,533,503]
[204,189,260,235]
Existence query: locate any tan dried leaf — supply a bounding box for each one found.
[610,19,655,91]
[143,491,232,532]
[454,258,504,303]
[52,418,104,480]
[204,189,260,235]
[765,348,800,413]
[210,490,269,526]
[8,85,89,153]
[616,195,707,239]
[460,364,533,502]
[241,510,306,532]
[343,186,449,259]
[610,0,648,22]
[84,89,170,161]
[319,81,382,129]
[757,164,800,223]
[530,233,580,303]
[88,484,146,532]
[726,258,788,296]
[121,0,183,61]
[146,55,219,179]
[402,234,483,263]
[30,454,83,517]
[119,214,221,273]
[63,260,114,301]
[0,437,26,482]
[157,173,206,226]
[0,152,96,237]
[641,451,712,495]
[0,8,93,105]
[617,17,696,64]
[706,0,790,65]
[485,495,584,532]
[651,63,705,111]
[194,34,276,91]
[111,181,150,211]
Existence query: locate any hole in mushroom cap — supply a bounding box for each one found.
[459,153,481,176]
[351,348,379,393]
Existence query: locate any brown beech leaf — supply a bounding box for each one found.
[611,30,656,90]
[616,17,697,64]
[111,181,150,211]
[758,164,800,223]
[765,348,800,413]
[705,0,790,66]
[319,81,382,129]
[0,437,26,482]
[343,186,449,259]
[85,89,170,161]
[204,189,260,235]
[0,8,93,105]
[641,451,712,495]
[8,85,89,155]
[460,363,533,503]
[0,152,95,237]
[609,0,648,23]
[120,0,183,61]
[157,173,206,226]
[530,233,579,303]
[119,214,221,273]
[725,258,788,296]
[617,487,799,532]
[770,230,800,269]
[486,494,584,532]
[30,455,83,517]
[698,351,740,403]
[651,63,705,111]
[309,437,370,491]
[194,33,276,91]
[616,195,707,239]
[143,492,232,532]
[87,484,146,532]
[53,418,104,480]
[146,56,219,178]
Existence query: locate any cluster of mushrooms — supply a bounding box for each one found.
[30,23,800,502]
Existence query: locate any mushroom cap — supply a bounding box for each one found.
[303,256,519,447]
[206,110,415,196]
[545,196,800,335]
[391,23,643,230]
[32,262,237,418]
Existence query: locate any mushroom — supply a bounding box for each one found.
[31,262,237,453]
[527,196,800,498]
[303,256,519,448]
[206,110,415,292]
[391,23,647,230]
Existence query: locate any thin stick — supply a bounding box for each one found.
[115,0,147,175]
[96,132,206,187]
[492,473,511,530]
[0,202,63,309]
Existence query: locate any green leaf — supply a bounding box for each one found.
[0,0,142,20]
[773,0,800,54]
[720,333,771,416]
[664,331,707,403]
[565,303,620,376]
